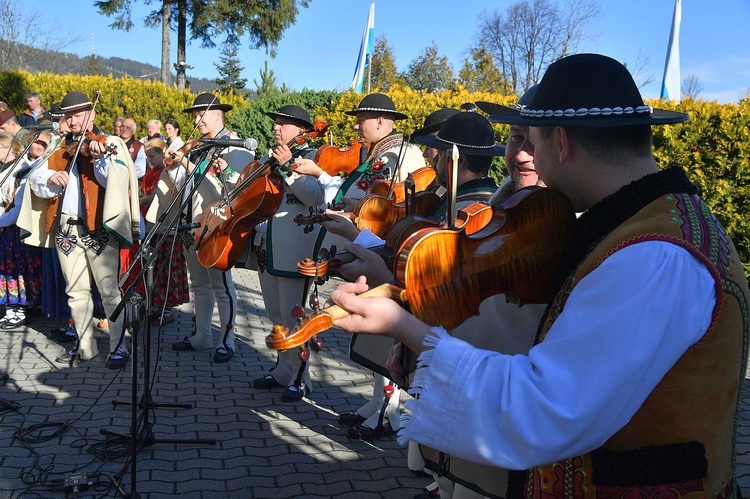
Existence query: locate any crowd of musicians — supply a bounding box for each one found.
[0,53,748,499]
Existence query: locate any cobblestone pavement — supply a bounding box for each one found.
[0,268,426,498]
[1,267,749,498]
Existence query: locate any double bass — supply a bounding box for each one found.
[194,120,328,271]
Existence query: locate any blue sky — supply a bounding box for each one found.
[29,0,750,103]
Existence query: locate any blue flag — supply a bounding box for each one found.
[351,3,375,93]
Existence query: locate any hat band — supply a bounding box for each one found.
[435,136,498,149]
[352,107,400,114]
[60,102,93,112]
[274,112,310,124]
[520,105,653,119]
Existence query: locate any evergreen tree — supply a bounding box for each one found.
[254,60,279,99]
[96,0,312,90]
[458,43,511,94]
[369,36,401,91]
[214,44,247,93]
[401,42,454,93]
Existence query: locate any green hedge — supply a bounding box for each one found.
[4,71,749,279]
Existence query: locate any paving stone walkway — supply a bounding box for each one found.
[1,267,749,498]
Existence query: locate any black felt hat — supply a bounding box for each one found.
[345,93,408,120]
[183,93,233,113]
[60,92,93,114]
[488,54,688,127]
[265,105,313,129]
[476,85,539,118]
[48,102,63,119]
[412,108,460,137]
[414,112,505,156]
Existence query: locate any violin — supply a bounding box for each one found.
[366,166,437,204]
[314,140,369,177]
[266,186,577,351]
[66,131,118,157]
[351,168,441,239]
[194,120,329,271]
[296,203,497,280]
[164,140,203,167]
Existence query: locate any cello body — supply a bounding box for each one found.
[195,166,284,270]
[195,119,329,271]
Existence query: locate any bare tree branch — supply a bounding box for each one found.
[476,0,601,93]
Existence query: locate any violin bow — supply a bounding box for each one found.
[447,144,459,227]
[56,90,102,199]
[174,92,220,169]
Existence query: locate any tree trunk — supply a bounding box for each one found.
[160,0,171,85]
[176,0,187,90]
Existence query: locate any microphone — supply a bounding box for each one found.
[26,122,60,131]
[177,222,201,231]
[200,137,258,150]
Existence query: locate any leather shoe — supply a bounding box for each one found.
[338,411,367,426]
[213,346,233,363]
[347,422,393,440]
[55,348,86,366]
[172,337,196,352]
[107,348,129,369]
[281,382,308,402]
[253,374,283,389]
[49,324,77,343]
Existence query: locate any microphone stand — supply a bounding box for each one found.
[103,145,219,498]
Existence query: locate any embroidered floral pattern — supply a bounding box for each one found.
[80,229,109,256]
[286,192,302,205]
[56,226,77,256]
[179,228,194,249]
[255,245,268,274]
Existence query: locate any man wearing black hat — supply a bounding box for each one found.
[249,104,327,401]
[24,90,139,368]
[325,54,749,498]
[328,111,502,442]
[167,93,253,363]
[302,92,424,436]
[416,107,460,169]
[414,89,548,499]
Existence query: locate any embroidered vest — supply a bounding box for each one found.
[44,153,105,233]
[527,192,750,499]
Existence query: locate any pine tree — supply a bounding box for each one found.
[214,44,248,93]
[254,61,279,99]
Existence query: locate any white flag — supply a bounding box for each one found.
[351,3,375,93]
[660,0,681,101]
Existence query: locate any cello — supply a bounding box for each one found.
[266,185,577,351]
[194,120,328,271]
